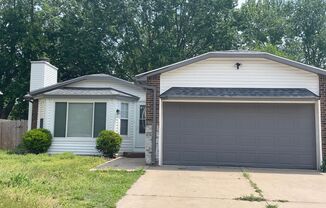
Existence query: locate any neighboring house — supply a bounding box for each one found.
[26,61,146,155]
[136,51,326,170]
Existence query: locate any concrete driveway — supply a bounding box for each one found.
[117,166,326,208]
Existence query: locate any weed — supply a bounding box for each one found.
[266,204,278,208]
[6,173,30,187]
[273,199,289,203]
[235,194,266,202]
[242,170,263,197]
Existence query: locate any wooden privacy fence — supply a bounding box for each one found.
[0,119,27,149]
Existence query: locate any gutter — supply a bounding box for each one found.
[135,82,157,165]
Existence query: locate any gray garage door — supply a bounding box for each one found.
[163,103,316,169]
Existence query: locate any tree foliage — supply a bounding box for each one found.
[0,0,325,119]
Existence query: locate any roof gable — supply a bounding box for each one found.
[136,51,326,80]
[27,74,138,97]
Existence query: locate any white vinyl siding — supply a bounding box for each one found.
[160,58,320,95]
[30,62,57,91]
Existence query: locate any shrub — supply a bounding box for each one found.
[321,160,326,172]
[22,128,52,154]
[96,130,122,157]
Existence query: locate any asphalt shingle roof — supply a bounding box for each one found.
[43,87,139,99]
[160,87,318,99]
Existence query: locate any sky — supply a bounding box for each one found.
[238,0,247,6]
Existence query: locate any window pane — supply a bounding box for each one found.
[67,103,93,137]
[54,102,67,137]
[139,105,146,133]
[40,118,44,128]
[139,120,145,134]
[139,105,145,119]
[120,119,128,135]
[93,103,106,137]
[121,103,128,118]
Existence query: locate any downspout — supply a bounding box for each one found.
[135,82,157,165]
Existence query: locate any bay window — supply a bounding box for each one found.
[54,102,106,137]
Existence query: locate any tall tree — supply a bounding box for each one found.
[47,0,128,81]
[290,0,326,68]
[118,0,238,78]
[0,0,42,119]
[236,0,291,48]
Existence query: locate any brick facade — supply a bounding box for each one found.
[146,75,160,125]
[319,75,326,159]
[144,75,160,164]
[31,99,38,129]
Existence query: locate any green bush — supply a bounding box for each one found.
[96,130,122,157]
[22,128,52,154]
[321,160,326,172]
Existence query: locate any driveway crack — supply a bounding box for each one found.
[236,169,287,208]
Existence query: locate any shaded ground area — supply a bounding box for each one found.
[117,165,325,208]
[0,151,143,208]
[94,157,147,171]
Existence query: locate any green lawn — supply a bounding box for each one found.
[0,150,143,208]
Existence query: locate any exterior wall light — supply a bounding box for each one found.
[235,62,242,69]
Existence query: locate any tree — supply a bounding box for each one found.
[0,0,40,119]
[236,0,291,48]
[0,0,325,119]
[118,0,238,78]
[290,0,326,68]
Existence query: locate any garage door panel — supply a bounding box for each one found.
[163,103,316,169]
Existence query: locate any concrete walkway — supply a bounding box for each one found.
[117,166,326,208]
[94,157,147,171]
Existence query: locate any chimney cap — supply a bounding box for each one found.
[31,60,58,70]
